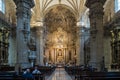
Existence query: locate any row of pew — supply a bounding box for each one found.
[27,66,56,75]
[0,65,56,80]
[65,66,120,80]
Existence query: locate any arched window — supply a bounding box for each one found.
[115,0,120,12]
[0,0,5,13]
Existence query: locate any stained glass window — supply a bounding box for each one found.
[0,0,5,13]
[115,0,120,12]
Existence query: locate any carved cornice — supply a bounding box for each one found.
[13,0,35,8]
[85,0,106,8]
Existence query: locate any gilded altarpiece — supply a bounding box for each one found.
[44,5,77,65]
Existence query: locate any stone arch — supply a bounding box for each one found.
[43,4,77,20]
[44,4,77,32]
[43,4,77,64]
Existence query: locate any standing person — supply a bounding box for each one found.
[32,66,41,74]
[32,67,42,80]
[22,68,34,80]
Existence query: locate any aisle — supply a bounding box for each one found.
[46,68,73,80]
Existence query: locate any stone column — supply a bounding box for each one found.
[8,28,17,66]
[104,27,112,71]
[39,26,44,65]
[86,0,106,70]
[36,24,44,66]
[76,23,83,65]
[13,0,34,69]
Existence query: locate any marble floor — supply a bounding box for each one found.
[46,68,73,80]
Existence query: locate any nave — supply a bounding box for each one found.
[46,68,73,80]
[1,0,120,80]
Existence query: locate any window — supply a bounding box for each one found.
[0,0,5,13]
[115,0,120,12]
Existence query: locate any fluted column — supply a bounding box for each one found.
[86,0,106,70]
[13,0,34,68]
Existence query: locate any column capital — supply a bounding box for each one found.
[85,0,106,8]
[85,0,106,18]
[31,21,44,27]
[13,0,35,19]
[76,22,81,27]
[13,0,35,8]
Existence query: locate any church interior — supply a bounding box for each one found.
[1,0,120,80]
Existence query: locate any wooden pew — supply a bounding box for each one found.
[22,66,56,80]
[27,66,56,75]
[33,74,45,80]
[75,72,120,80]
[0,71,16,80]
[14,75,25,80]
[0,65,15,71]
[65,66,84,75]
[0,71,35,80]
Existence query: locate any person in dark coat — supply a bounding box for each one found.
[22,68,34,80]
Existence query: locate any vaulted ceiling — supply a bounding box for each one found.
[31,0,87,26]
[3,0,112,27]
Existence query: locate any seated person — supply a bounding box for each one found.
[32,67,41,74]
[22,68,34,79]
